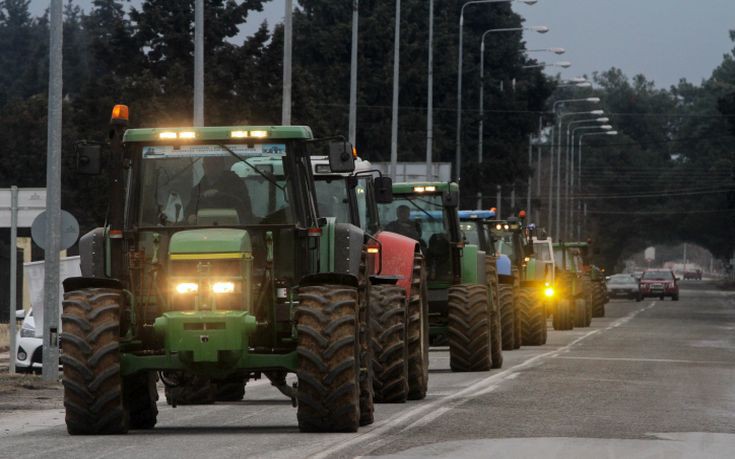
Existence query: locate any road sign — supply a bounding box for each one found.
[0,188,46,228]
[31,210,80,251]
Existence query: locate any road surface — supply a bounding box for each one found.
[2,280,734,458]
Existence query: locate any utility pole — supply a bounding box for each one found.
[389,0,401,179]
[9,186,18,374]
[282,0,293,125]
[43,0,63,382]
[496,185,502,219]
[425,0,434,179]
[194,0,204,126]
[348,0,359,145]
[526,134,532,221]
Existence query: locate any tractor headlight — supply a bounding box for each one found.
[176,282,199,294]
[212,282,235,294]
[544,287,555,298]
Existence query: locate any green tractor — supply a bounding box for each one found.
[377,183,502,371]
[552,242,593,329]
[489,217,548,347]
[311,156,430,402]
[61,105,377,434]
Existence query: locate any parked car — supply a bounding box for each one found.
[683,270,702,280]
[14,308,44,373]
[606,274,640,299]
[638,269,679,301]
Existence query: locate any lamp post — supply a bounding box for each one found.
[348,0,359,145]
[527,47,565,54]
[546,98,600,236]
[476,24,548,207]
[282,0,293,125]
[522,60,571,70]
[553,107,603,238]
[577,130,618,238]
[389,0,401,179]
[194,0,204,126]
[454,0,539,182]
[564,117,610,237]
[566,122,611,238]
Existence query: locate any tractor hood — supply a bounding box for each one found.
[169,228,252,257]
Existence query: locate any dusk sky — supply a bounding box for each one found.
[30,0,735,88]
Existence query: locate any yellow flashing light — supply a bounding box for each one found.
[176,282,198,294]
[367,247,380,254]
[111,104,129,121]
[544,287,555,298]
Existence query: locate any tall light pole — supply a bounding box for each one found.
[43,0,63,382]
[194,0,204,126]
[348,0,359,145]
[454,0,538,182]
[426,0,434,179]
[567,120,610,236]
[389,0,401,179]
[547,98,600,234]
[282,0,293,125]
[476,24,549,207]
[577,130,618,238]
[554,107,603,238]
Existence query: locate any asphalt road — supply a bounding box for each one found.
[2,280,734,458]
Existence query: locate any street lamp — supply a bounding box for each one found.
[545,97,601,235]
[528,47,565,55]
[576,130,619,238]
[523,61,572,69]
[476,24,549,207]
[454,0,539,182]
[558,81,592,88]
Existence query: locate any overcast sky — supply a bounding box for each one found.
[30,0,735,88]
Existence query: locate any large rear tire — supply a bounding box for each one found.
[574,299,589,328]
[370,284,408,403]
[296,285,362,432]
[406,254,429,400]
[486,257,503,369]
[61,288,128,435]
[498,284,515,350]
[552,299,574,331]
[520,288,547,346]
[448,284,492,372]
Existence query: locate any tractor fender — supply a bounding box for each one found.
[460,245,486,285]
[375,230,419,297]
[496,255,512,277]
[63,276,124,293]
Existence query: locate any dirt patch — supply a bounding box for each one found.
[0,369,63,413]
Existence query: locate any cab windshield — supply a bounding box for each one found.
[314,176,372,232]
[137,143,292,226]
[460,222,480,246]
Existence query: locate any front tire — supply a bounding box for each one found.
[61,288,128,435]
[486,257,503,369]
[370,284,408,403]
[448,284,492,372]
[296,285,362,432]
[552,299,574,331]
[125,372,158,429]
[520,288,547,346]
[498,284,515,350]
[406,254,429,400]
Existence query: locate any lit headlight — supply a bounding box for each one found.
[212,282,235,294]
[20,326,35,338]
[544,287,555,298]
[176,282,199,294]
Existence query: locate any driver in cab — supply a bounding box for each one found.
[186,156,253,224]
[385,205,422,242]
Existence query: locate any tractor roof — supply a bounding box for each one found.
[392,182,458,194]
[458,210,496,220]
[123,125,314,143]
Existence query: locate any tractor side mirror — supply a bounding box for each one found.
[15,309,25,320]
[328,141,355,173]
[374,176,393,204]
[76,144,102,175]
[443,190,459,207]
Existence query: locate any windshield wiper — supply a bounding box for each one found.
[406,198,438,221]
[218,144,286,191]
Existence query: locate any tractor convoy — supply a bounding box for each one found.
[59,105,607,436]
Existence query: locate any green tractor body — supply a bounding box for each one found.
[377,183,502,371]
[552,242,593,329]
[62,115,377,434]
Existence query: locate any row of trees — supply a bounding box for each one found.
[0,1,733,268]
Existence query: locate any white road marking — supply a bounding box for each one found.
[309,301,657,459]
[553,356,733,365]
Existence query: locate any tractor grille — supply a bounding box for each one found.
[170,259,241,277]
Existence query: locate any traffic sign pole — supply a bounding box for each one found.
[9,186,18,374]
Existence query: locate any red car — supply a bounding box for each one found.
[638,269,679,301]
